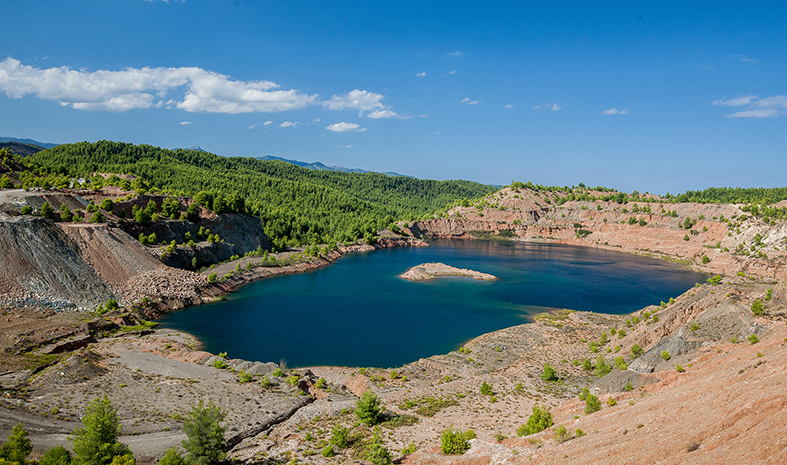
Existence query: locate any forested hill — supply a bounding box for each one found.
[27,140,495,247]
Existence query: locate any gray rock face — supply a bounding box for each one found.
[0,214,115,310]
[629,326,705,373]
[592,369,658,394]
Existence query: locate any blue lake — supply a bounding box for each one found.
[159,239,706,368]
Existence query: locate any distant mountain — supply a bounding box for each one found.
[183,146,206,152]
[0,141,49,157]
[256,155,412,178]
[0,137,59,149]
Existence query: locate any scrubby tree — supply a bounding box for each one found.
[630,344,643,358]
[751,299,765,316]
[540,363,559,382]
[39,446,72,465]
[517,404,553,436]
[356,390,382,426]
[440,426,472,455]
[40,202,56,220]
[158,448,184,465]
[161,197,180,218]
[0,424,32,464]
[71,396,130,465]
[584,394,601,414]
[365,428,392,465]
[182,400,226,465]
[0,174,14,189]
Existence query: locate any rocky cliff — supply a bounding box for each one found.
[0,190,271,310]
[410,187,787,278]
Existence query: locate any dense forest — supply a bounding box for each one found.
[24,141,496,247]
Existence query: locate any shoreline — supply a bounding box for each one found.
[157,233,715,371]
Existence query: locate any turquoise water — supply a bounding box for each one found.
[159,240,706,368]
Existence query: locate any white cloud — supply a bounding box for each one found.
[0,57,318,113]
[713,95,787,118]
[367,109,397,119]
[312,118,320,124]
[728,54,758,64]
[726,109,781,118]
[322,89,385,111]
[326,122,366,132]
[448,70,457,75]
[534,103,562,111]
[416,72,426,77]
[504,104,516,109]
[279,121,301,127]
[339,145,352,148]
[180,121,191,125]
[447,51,463,57]
[247,123,258,129]
[420,114,429,118]
[712,95,758,106]
[600,108,627,115]
[263,120,273,126]
[460,97,478,105]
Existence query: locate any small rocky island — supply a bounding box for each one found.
[399,262,497,281]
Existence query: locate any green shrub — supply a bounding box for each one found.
[594,356,611,378]
[365,428,392,465]
[676,364,685,373]
[238,370,253,384]
[356,391,382,426]
[748,334,759,344]
[440,426,471,455]
[71,396,129,465]
[552,425,572,443]
[540,363,559,382]
[517,404,553,437]
[40,202,56,219]
[1,423,32,464]
[271,368,283,377]
[584,394,601,414]
[480,381,493,395]
[631,344,643,358]
[613,356,627,371]
[39,445,72,465]
[661,351,671,361]
[606,396,617,407]
[631,316,640,325]
[157,448,184,465]
[578,387,589,401]
[207,273,217,284]
[624,381,634,391]
[617,329,626,338]
[20,205,32,215]
[401,443,417,455]
[575,428,586,437]
[582,359,592,371]
[765,288,773,301]
[321,445,335,458]
[707,275,722,285]
[329,425,349,448]
[212,359,227,370]
[751,299,765,316]
[702,255,710,264]
[689,323,698,332]
[182,400,226,465]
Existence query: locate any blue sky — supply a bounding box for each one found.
[1,1,785,194]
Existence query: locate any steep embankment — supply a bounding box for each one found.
[0,214,114,310]
[411,187,787,277]
[0,190,270,310]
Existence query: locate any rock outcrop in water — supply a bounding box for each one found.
[399,262,497,281]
